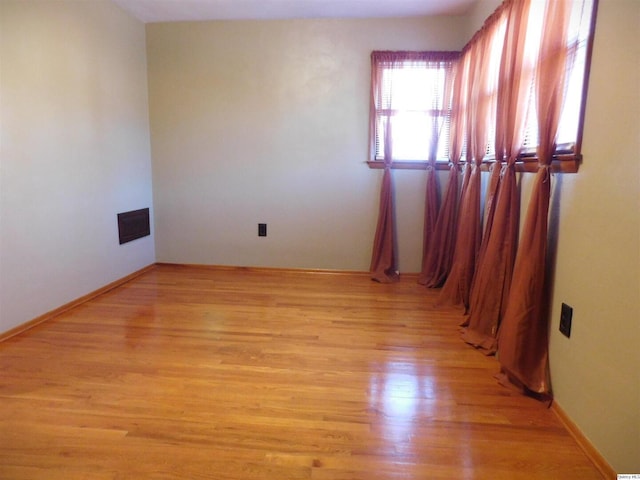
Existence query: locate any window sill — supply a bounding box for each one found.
[367,154,582,173]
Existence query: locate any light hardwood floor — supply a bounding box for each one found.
[0,264,604,479]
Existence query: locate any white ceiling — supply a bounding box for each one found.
[112,0,478,23]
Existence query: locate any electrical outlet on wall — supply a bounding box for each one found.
[559,303,573,338]
[258,223,267,237]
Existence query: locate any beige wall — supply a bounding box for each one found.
[147,17,467,271]
[0,0,155,333]
[465,0,502,36]
[547,0,640,472]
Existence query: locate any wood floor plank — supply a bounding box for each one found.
[0,265,604,479]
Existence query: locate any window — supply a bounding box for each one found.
[368,0,597,172]
[369,52,459,166]
[520,0,597,161]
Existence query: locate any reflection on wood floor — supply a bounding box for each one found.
[0,264,604,479]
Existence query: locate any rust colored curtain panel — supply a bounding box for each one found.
[462,165,520,350]
[369,160,398,283]
[420,59,456,284]
[458,161,472,206]
[419,166,460,287]
[461,161,502,328]
[421,168,439,280]
[477,163,502,266]
[498,0,573,396]
[437,164,480,306]
[370,122,398,283]
[419,57,467,288]
[439,25,500,309]
[369,52,399,282]
[463,0,531,353]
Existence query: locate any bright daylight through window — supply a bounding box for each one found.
[369,0,596,170]
[374,60,453,161]
[370,52,457,164]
